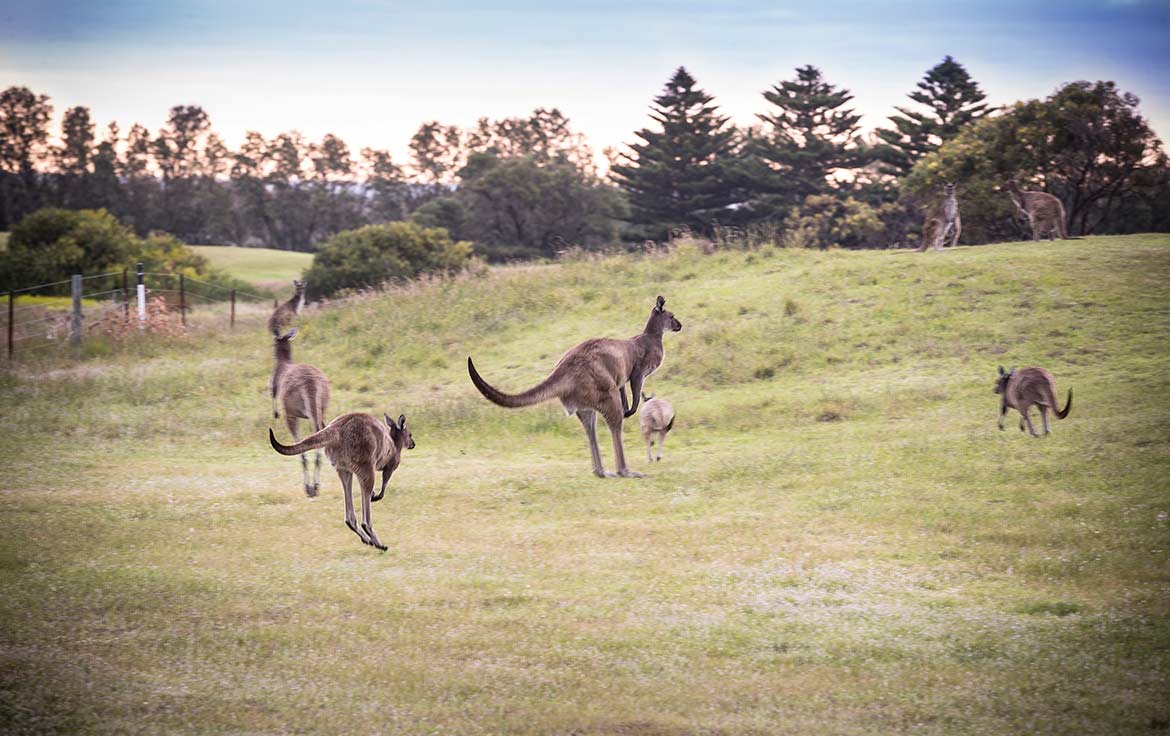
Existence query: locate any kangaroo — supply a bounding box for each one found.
[917,182,961,252]
[270,328,331,496]
[994,365,1072,437]
[467,295,683,478]
[639,392,675,463]
[1002,179,1069,241]
[268,279,306,336]
[270,413,415,551]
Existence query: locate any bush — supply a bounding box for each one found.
[304,222,473,298]
[1,208,134,289]
[0,208,247,293]
[782,195,884,249]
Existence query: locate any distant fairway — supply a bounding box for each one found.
[190,245,311,291]
[1,235,1168,734]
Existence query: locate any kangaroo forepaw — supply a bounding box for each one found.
[371,491,385,503]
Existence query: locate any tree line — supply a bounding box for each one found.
[2,56,1168,261]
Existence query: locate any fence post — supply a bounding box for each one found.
[71,274,83,346]
[230,289,236,329]
[179,274,187,326]
[7,292,13,360]
[122,268,129,319]
[136,262,146,325]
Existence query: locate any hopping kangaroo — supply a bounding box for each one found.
[267,279,306,336]
[270,413,415,551]
[917,182,961,252]
[270,328,331,496]
[1003,179,1068,240]
[468,295,683,478]
[639,392,675,463]
[994,366,1072,437]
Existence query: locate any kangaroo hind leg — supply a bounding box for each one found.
[339,469,371,545]
[577,410,610,478]
[602,395,642,478]
[357,467,387,551]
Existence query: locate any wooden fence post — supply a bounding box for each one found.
[179,274,187,326]
[136,262,146,325]
[7,292,13,360]
[230,289,236,329]
[122,269,129,319]
[70,274,82,346]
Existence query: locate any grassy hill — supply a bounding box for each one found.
[1,235,1168,734]
[189,244,312,291]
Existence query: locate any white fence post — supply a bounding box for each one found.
[136,262,146,324]
[70,274,83,346]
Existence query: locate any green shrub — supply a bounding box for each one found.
[783,195,885,249]
[304,222,473,299]
[0,208,247,293]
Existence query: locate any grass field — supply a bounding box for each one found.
[189,245,312,292]
[1,235,1169,734]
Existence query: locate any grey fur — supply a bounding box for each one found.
[468,295,682,478]
[995,365,1072,437]
[270,328,331,495]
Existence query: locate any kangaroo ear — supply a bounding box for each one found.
[398,414,407,430]
[384,413,394,428]
[998,365,1005,376]
[655,295,665,311]
[282,328,297,340]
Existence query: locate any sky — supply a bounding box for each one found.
[2,0,1169,166]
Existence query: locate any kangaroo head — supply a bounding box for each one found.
[641,392,655,402]
[944,182,956,196]
[293,279,306,293]
[645,295,682,334]
[994,365,1016,394]
[1002,179,1020,194]
[386,413,416,450]
[274,328,297,359]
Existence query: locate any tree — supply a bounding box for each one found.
[741,65,862,222]
[903,80,1170,241]
[120,123,158,234]
[454,153,623,260]
[874,56,991,177]
[91,122,123,213]
[361,148,409,223]
[0,86,53,229]
[611,67,739,239]
[409,121,463,186]
[54,105,95,209]
[303,222,473,298]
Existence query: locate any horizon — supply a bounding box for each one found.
[2,0,1169,167]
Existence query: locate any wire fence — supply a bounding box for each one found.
[3,264,276,361]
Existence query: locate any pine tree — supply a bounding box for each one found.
[875,56,990,177]
[611,67,739,238]
[742,65,862,222]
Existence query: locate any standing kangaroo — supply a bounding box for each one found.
[270,413,415,551]
[268,279,306,336]
[467,295,683,478]
[994,365,1072,437]
[917,182,961,252]
[1003,179,1069,241]
[270,328,331,496]
[639,392,675,463]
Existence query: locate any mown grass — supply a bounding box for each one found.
[1,235,1168,735]
[189,245,312,291]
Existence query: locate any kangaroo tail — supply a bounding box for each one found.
[269,425,336,456]
[467,357,564,409]
[1056,388,1072,419]
[664,414,675,433]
